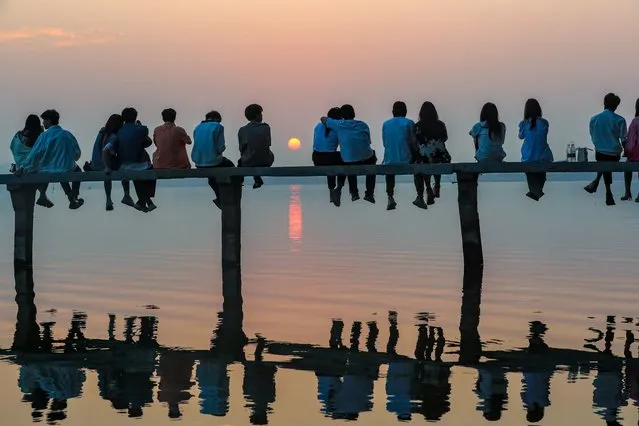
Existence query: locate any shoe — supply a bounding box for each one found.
[363,194,375,204]
[426,194,435,205]
[330,188,342,207]
[134,201,148,212]
[351,193,360,202]
[146,200,157,212]
[122,195,135,207]
[69,198,84,210]
[584,183,598,194]
[413,197,428,210]
[635,195,639,203]
[106,201,114,211]
[526,191,540,201]
[433,185,441,198]
[621,193,632,201]
[213,198,221,209]
[386,196,397,210]
[253,178,264,189]
[36,197,54,208]
[606,193,616,206]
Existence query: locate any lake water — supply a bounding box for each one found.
[0,179,638,426]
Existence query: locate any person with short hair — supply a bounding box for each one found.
[622,98,639,202]
[519,98,553,201]
[87,114,124,211]
[382,101,414,210]
[17,109,84,210]
[470,103,507,163]
[152,108,192,170]
[321,104,377,205]
[584,93,627,206]
[238,104,274,189]
[10,114,54,208]
[313,107,347,205]
[192,110,235,209]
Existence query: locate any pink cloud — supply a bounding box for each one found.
[0,27,118,47]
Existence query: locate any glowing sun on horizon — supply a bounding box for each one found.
[288,138,301,151]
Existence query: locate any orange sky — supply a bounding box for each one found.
[1,0,638,165]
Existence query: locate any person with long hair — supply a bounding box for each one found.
[10,114,54,208]
[313,107,346,205]
[585,93,627,206]
[86,114,124,211]
[382,101,414,210]
[621,98,639,202]
[519,99,553,201]
[470,103,506,163]
[413,101,450,209]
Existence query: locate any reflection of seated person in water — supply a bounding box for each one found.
[412,325,451,421]
[521,321,552,423]
[243,336,277,425]
[157,352,195,419]
[475,367,508,421]
[197,358,231,417]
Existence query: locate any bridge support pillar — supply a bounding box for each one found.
[8,184,36,269]
[219,177,243,304]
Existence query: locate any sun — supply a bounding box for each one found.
[288,138,301,151]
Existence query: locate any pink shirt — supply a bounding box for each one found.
[625,117,639,162]
[153,123,192,169]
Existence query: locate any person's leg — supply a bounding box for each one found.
[525,173,541,201]
[121,180,134,206]
[71,165,82,200]
[623,171,633,200]
[425,174,435,205]
[132,180,148,212]
[386,175,396,210]
[363,154,377,203]
[597,152,619,206]
[433,175,442,198]
[145,179,157,211]
[36,183,54,208]
[347,174,359,200]
[585,173,602,193]
[412,174,427,209]
[104,180,113,211]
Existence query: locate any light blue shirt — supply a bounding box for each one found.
[518,119,553,162]
[382,117,414,165]
[589,109,627,155]
[192,121,226,167]
[325,118,374,163]
[10,132,31,168]
[313,122,339,152]
[470,122,506,163]
[22,125,81,173]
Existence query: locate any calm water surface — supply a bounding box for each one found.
[0,180,637,425]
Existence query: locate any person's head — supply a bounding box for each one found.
[121,107,138,124]
[327,107,342,120]
[340,104,356,120]
[419,101,439,123]
[205,110,222,122]
[161,108,177,123]
[23,114,42,133]
[245,104,263,122]
[635,98,639,117]
[392,101,407,118]
[524,98,543,129]
[603,93,621,112]
[104,114,124,136]
[40,110,60,129]
[480,102,502,140]
[526,405,545,423]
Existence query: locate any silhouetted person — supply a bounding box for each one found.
[153,108,192,170]
[333,363,376,420]
[519,98,553,201]
[622,98,639,201]
[313,107,348,205]
[470,103,506,163]
[585,93,627,205]
[238,104,274,189]
[193,110,235,209]
[121,317,157,418]
[521,321,552,423]
[64,311,87,353]
[386,356,417,421]
[592,323,626,425]
[321,104,377,204]
[85,114,124,211]
[10,114,53,208]
[387,311,399,355]
[243,336,277,425]
[329,319,345,349]
[350,321,362,352]
[414,341,451,422]
[413,101,451,208]
[157,352,195,419]
[109,107,156,212]
[475,367,509,421]
[382,101,415,210]
[16,109,84,209]
[366,321,379,353]
[197,355,231,417]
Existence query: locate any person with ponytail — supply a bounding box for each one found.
[312,107,346,204]
[10,114,54,208]
[622,98,639,202]
[519,98,553,201]
[470,103,506,163]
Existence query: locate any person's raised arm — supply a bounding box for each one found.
[69,132,82,161]
[179,126,192,145]
[589,116,596,141]
[618,117,628,145]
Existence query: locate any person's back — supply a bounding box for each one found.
[313,122,340,153]
[238,121,274,167]
[10,131,33,168]
[153,123,191,169]
[117,122,151,168]
[382,117,414,165]
[327,118,374,163]
[193,120,226,167]
[590,109,627,155]
[22,125,81,173]
[471,121,506,162]
[519,118,553,162]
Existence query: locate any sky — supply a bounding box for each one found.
[1,0,639,165]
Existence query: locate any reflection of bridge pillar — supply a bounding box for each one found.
[12,262,40,351]
[219,177,243,304]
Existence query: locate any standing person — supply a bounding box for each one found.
[382,101,414,210]
[518,98,554,201]
[192,111,235,209]
[413,101,451,209]
[85,114,124,211]
[153,108,192,170]
[10,114,54,208]
[470,103,507,163]
[584,93,627,206]
[621,98,639,202]
[17,110,84,210]
[108,107,156,212]
[238,104,274,189]
[321,104,377,205]
[313,107,347,205]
